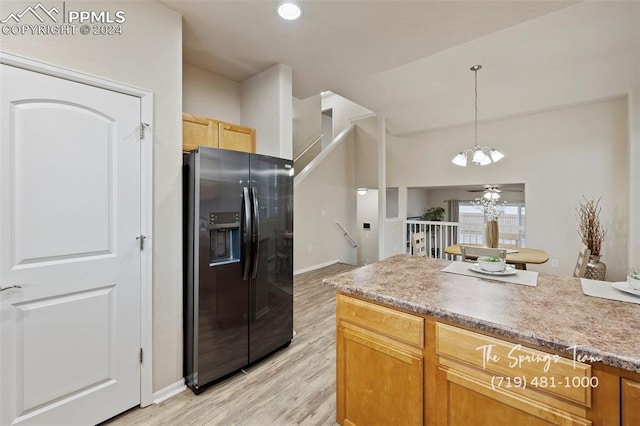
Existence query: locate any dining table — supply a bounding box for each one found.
[444,243,549,270]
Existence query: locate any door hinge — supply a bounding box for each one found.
[140,122,150,139]
[136,235,146,250]
[140,348,143,364]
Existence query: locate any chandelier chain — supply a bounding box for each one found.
[451,64,503,167]
[474,67,478,149]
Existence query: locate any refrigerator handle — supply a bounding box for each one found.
[251,187,260,279]
[241,187,252,281]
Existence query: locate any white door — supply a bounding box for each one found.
[0,64,142,425]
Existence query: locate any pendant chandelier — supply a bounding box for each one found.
[452,65,504,167]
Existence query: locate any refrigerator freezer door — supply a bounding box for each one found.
[248,154,294,363]
[191,147,251,387]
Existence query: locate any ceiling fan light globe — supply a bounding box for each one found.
[484,191,500,200]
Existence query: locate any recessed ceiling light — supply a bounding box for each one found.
[278,2,302,20]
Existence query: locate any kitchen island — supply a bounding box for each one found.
[322,255,640,426]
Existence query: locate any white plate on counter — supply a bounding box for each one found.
[469,264,517,276]
[611,281,640,297]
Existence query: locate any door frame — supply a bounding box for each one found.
[0,51,154,407]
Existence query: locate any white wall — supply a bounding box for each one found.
[354,117,379,189]
[322,92,373,138]
[293,94,321,158]
[293,130,357,272]
[386,188,399,218]
[407,188,429,218]
[241,63,293,159]
[357,190,379,266]
[630,90,640,275]
[183,62,240,123]
[383,219,405,258]
[322,110,333,149]
[0,1,184,392]
[388,98,629,281]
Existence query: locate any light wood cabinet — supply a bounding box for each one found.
[183,113,219,152]
[335,293,640,426]
[436,366,590,426]
[622,379,640,426]
[219,122,256,153]
[435,323,592,426]
[182,113,256,153]
[336,294,424,426]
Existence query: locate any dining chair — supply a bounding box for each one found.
[573,244,591,278]
[411,232,427,257]
[498,232,520,249]
[460,246,507,262]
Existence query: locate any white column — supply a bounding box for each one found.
[378,114,387,261]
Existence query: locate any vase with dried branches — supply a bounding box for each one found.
[577,197,607,280]
[472,197,505,248]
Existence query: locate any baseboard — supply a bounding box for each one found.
[153,380,187,404]
[294,259,341,275]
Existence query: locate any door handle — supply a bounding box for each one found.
[0,285,22,292]
[251,187,260,279]
[241,187,252,281]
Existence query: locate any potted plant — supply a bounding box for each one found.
[422,207,445,222]
[628,268,640,290]
[576,196,607,280]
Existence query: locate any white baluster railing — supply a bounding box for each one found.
[406,220,460,259]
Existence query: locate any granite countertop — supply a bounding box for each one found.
[322,254,640,373]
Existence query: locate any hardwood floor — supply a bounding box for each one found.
[105,262,358,425]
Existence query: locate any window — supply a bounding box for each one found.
[457,202,526,247]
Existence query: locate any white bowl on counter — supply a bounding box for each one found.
[628,274,640,290]
[478,256,507,272]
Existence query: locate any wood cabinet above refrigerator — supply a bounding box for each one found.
[182,112,256,154]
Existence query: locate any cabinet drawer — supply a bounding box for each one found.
[442,367,591,425]
[436,323,591,406]
[337,294,424,349]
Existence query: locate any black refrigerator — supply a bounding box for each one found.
[183,147,293,394]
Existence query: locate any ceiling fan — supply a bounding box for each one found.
[467,185,522,200]
[467,185,522,193]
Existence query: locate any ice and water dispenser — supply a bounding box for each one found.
[209,212,240,265]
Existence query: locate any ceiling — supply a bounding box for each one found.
[159,1,635,135]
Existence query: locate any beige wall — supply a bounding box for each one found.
[389,98,629,281]
[293,130,357,272]
[354,117,379,189]
[383,219,405,258]
[356,190,379,266]
[0,1,184,392]
[322,92,373,138]
[292,94,322,159]
[183,62,240,123]
[407,188,429,218]
[241,63,293,159]
[184,62,294,159]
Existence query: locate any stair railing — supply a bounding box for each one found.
[335,221,359,248]
[294,134,323,163]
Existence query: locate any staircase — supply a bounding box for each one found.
[293,134,322,175]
